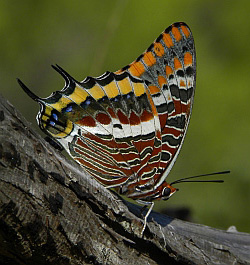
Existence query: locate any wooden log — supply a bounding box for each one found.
[0,94,249,265]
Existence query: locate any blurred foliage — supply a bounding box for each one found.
[1,0,250,232]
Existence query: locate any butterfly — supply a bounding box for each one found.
[18,22,196,234]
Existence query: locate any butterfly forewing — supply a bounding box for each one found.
[21,22,195,199]
[115,22,196,190]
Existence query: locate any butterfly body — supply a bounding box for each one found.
[18,22,196,233]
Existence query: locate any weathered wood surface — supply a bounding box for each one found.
[0,93,250,265]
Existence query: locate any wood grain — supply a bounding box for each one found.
[0,94,249,265]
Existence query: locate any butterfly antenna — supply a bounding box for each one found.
[171,170,230,185]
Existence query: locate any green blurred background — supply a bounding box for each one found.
[1,0,250,232]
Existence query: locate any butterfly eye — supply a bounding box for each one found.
[163,187,171,197]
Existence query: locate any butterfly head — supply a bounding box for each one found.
[157,182,179,201]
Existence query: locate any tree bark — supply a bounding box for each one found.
[0,93,249,265]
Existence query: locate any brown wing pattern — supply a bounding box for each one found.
[18,22,196,200]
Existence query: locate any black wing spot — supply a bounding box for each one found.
[177,70,185,77]
[167,115,186,129]
[186,66,194,76]
[182,46,188,53]
[156,34,163,43]
[180,89,188,102]
[113,124,123,130]
[187,87,194,100]
[161,151,171,161]
[162,135,182,146]
[170,84,180,99]
[167,102,175,113]
[136,54,144,62]
[122,65,130,71]
[147,43,154,52]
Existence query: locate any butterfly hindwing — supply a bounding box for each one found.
[20,22,195,196]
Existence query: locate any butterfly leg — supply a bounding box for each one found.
[137,200,154,235]
[139,205,148,217]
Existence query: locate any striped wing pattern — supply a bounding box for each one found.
[20,22,196,202]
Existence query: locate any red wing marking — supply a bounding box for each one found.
[76,116,96,127]
[27,22,196,201]
[95,112,112,125]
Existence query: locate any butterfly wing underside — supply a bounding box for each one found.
[20,22,196,199]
